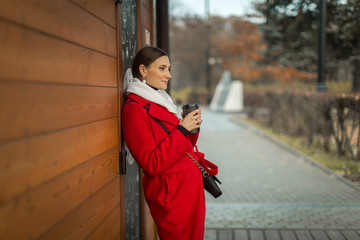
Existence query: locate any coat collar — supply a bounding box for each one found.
[126,93,179,126]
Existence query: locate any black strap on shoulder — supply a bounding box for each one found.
[124,100,137,104]
[143,104,170,134]
[125,100,170,134]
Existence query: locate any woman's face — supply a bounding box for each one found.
[141,56,171,90]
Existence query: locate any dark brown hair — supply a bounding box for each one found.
[131,46,168,79]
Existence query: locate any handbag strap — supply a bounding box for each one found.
[143,104,170,134]
[126,99,170,134]
[186,152,209,177]
[137,102,206,176]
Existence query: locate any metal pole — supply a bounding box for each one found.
[317,0,327,92]
[205,0,212,103]
[156,0,169,54]
[156,0,170,92]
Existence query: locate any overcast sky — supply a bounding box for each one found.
[172,0,255,17]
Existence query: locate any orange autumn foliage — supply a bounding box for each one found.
[211,16,315,83]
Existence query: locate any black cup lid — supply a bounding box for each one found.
[182,104,199,109]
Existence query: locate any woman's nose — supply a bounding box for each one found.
[166,71,171,79]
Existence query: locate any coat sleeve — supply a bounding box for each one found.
[122,103,194,176]
[189,130,199,146]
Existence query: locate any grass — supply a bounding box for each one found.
[326,80,352,93]
[240,117,360,181]
[244,81,314,92]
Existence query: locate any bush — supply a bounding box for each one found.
[245,90,360,161]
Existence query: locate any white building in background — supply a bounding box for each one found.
[210,71,244,112]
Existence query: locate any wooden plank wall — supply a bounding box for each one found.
[139,0,155,47]
[0,0,123,239]
[137,0,158,239]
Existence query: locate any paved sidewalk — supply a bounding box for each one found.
[197,109,360,231]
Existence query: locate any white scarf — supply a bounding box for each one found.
[126,78,179,118]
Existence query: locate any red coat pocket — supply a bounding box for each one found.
[143,175,171,209]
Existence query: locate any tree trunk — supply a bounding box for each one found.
[352,59,360,93]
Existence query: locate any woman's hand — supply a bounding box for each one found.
[179,109,203,132]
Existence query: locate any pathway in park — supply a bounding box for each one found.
[197,109,360,240]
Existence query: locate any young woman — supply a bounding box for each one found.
[122,46,205,239]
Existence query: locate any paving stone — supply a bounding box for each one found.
[218,229,232,240]
[310,231,330,240]
[199,110,360,231]
[280,230,297,240]
[234,230,248,240]
[204,229,217,240]
[341,231,360,240]
[327,230,346,240]
[264,230,281,240]
[249,230,264,240]
[296,230,314,240]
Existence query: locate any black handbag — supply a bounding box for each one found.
[186,152,222,198]
[203,175,222,198]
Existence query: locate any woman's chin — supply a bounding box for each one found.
[159,85,168,91]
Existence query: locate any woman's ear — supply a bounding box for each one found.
[139,64,146,79]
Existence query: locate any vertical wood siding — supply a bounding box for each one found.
[0,0,123,239]
[137,0,158,239]
[138,0,154,47]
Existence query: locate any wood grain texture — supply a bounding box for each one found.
[0,20,117,87]
[0,81,118,142]
[0,0,116,56]
[142,0,151,9]
[142,200,157,240]
[0,148,119,240]
[115,4,125,240]
[141,4,152,30]
[0,0,124,239]
[137,0,157,238]
[70,0,116,28]
[87,204,121,240]
[0,119,118,204]
[39,177,121,240]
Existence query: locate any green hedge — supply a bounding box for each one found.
[244,90,360,161]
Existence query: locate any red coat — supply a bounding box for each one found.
[122,93,205,239]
